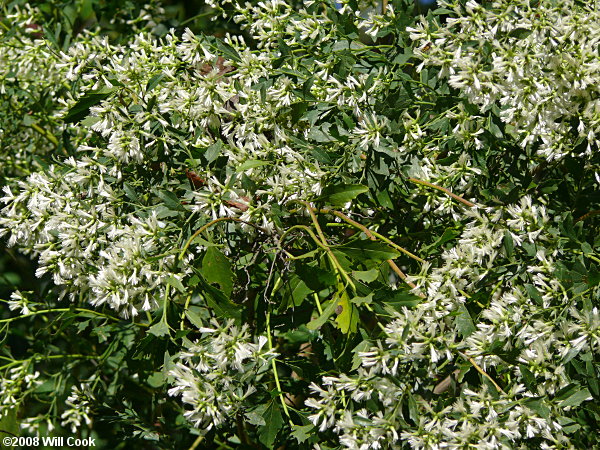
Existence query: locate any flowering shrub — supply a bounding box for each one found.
[1,0,599,448]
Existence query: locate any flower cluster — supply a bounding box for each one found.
[0,0,598,447]
[167,319,277,431]
[60,383,95,433]
[0,362,41,421]
[306,194,595,447]
[0,158,188,317]
[408,0,600,161]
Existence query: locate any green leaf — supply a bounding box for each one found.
[64,87,115,123]
[316,184,368,206]
[560,388,592,408]
[376,288,423,310]
[214,39,241,62]
[184,309,205,329]
[205,141,222,163]
[352,268,379,283]
[246,405,267,426]
[335,239,400,262]
[123,183,139,202]
[279,275,312,310]
[519,365,536,391]
[422,227,460,252]
[296,262,337,290]
[258,401,283,448]
[147,372,165,388]
[146,73,165,93]
[148,321,170,337]
[0,406,19,441]
[455,304,476,337]
[503,230,514,258]
[199,276,241,323]
[407,392,419,423]
[201,247,234,298]
[33,379,57,394]
[291,424,314,444]
[335,290,359,334]
[166,275,186,294]
[307,125,335,142]
[586,360,599,397]
[237,160,272,171]
[350,292,374,305]
[351,340,371,370]
[156,189,186,212]
[307,297,338,330]
[524,398,550,419]
[524,284,543,306]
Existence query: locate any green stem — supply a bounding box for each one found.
[298,201,356,291]
[280,225,329,251]
[179,217,266,261]
[326,209,425,263]
[313,293,323,315]
[187,435,204,450]
[0,307,135,325]
[0,353,98,371]
[29,122,59,147]
[180,294,192,331]
[266,278,294,426]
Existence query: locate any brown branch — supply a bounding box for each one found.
[574,209,600,224]
[408,177,476,208]
[319,208,425,295]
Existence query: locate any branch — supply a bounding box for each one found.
[408,177,476,208]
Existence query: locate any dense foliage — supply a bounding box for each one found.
[1,0,599,448]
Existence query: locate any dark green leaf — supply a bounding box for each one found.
[335,239,400,262]
[296,263,337,290]
[0,406,19,441]
[64,87,115,123]
[316,184,368,206]
[258,401,283,448]
[201,247,234,298]
[146,73,165,93]
[560,388,591,408]
[199,276,241,323]
[455,304,476,337]
[377,288,423,310]
[156,189,186,212]
[524,398,550,419]
[307,297,338,330]
[279,275,312,310]
[503,230,514,258]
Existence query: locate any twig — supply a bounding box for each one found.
[408,177,476,208]
[574,209,600,223]
[297,201,356,291]
[461,353,505,395]
[187,435,204,450]
[320,208,424,294]
[325,209,425,263]
[179,217,268,261]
